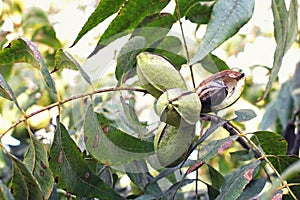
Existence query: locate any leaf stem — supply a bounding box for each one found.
[174,0,190,63]
[0,87,147,139]
[174,0,195,88]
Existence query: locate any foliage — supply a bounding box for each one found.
[0,0,300,199]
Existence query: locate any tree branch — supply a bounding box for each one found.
[199,113,254,154]
[0,87,147,139]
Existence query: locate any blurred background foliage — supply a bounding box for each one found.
[0,0,300,199]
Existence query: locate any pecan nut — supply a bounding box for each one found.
[196,70,245,112]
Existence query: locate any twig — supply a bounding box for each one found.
[223,121,253,153]
[199,114,253,153]
[197,114,297,198]
[174,0,190,63]
[226,122,298,199]
[0,87,147,139]
[196,120,207,200]
[174,0,196,88]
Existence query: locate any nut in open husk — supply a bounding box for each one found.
[195,70,245,112]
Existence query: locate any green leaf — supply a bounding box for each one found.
[233,109,257,122]
[23,136,54,199]
[194,119,227,148]
[163,179,194,199]
[262,0,298,99]
[0,37,8,49]
[152,167,178,184]
[198,135,238,162]
[0,73,22,111]
[145,182,164,199]
[0,180,15,200]
[266,155,300,198]
[40,62,57,95]
[53,49,91,85]
[254,131,287,155]
[49,120,123,200]
[176,0,199,16]
[185,2,213,24]
[152,36,186,70]
[206,165,225,199]
[207,184,220,200]
[0,38,57,94]
[32,25,61,49]
[200,53,230,73]
[22,7,49,29]
[292,62,300,109]
[10,156,43,200]
[190,0,255,64]
[260,101,278,130]
[0,63,13,80]
[53,49,78,72]
[272,0,298,53]
[132,13,176,47]
[237,178,267,200]
[285,0,298,51]
[230,150,256,162]
[134,195,157,200]
[154,36,182,54]
[176,0,214,16]
[119,95,146,137]
[116,13,177,81]
[0,74,13,101]
[84,105,154,165]
[115,36,146,81]
[275,80,293,128]
[93,0,170,52]
[216,160,261,200]
[126,160,162,197]
[268,155,299,174]
[72,0,127,46]
[261,158,300,200]
[208,164,225,189]
[272,0,288,44]
[48,185,58,200]
[0,38,40,68]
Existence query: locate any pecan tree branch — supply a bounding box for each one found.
[0,87,147,139]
